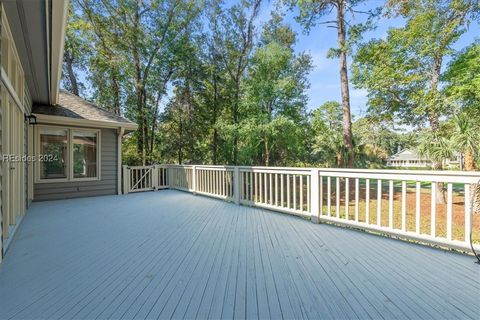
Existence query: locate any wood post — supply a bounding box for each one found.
[152,165,158,191]
[192,165,197,194]
[310,169,320,223]
[233,167,240,205]
[168,166,173,189]
[122,165,129,194]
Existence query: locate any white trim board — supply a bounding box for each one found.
[33,113,138,131]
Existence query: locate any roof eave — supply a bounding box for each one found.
[32,113,138,131]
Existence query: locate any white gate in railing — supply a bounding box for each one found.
[122,165,169,193]
[122,164,480,253]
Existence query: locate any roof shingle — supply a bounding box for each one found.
[33,90,135,126]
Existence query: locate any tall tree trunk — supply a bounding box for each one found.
[337,153,344,167]
[149,92,162,158]
[465,152,478,217]
[432,161,447,204]
[232,80,240,165]
[65,51,79,96]
[264,138,270,167]
[131,1,148,165]
[429,115,446,204]
[464,151,476,171]
[212,72,219,164]
[337,1,354,168]
[429,55,446,204]
[111,71,120,115]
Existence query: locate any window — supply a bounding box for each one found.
[37,126,100,182]
[39,128,68,180]
[73,131,97,178]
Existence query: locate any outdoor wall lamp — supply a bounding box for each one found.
[24,114,37,125]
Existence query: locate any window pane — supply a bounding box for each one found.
[40,128,68,179]
[73,131,97,178]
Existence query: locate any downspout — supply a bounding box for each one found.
[117,127,125,194]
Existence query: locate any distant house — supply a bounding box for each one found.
[386,149,461,168]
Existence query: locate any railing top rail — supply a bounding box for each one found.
[237,166,312,172]
[123,165,155,169]
[195,166,235,171]
[135,164,480,182]
[316,167,480,177]
[319,171,480,184]
[162,164,480,178]
[164,164,236,169]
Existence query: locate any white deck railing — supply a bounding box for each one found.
[122,164,480,252]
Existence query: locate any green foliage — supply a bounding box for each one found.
[416,131,454,166]
[309,101,344,167]
[444,42,480,111]
[352,0,478,128]
[64,0,480,170]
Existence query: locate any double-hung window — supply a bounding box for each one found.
[37,126,100,182]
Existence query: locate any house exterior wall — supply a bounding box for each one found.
[1,5,30,258]
[33,127,118,201]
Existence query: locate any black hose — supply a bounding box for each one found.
[470,180,480,264]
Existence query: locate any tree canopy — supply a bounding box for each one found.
[62,0,480,170]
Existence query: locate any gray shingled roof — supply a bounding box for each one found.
[32,90,135,126]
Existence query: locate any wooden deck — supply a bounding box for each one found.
[0,190,478,320]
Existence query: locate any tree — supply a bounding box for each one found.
[353,117,403,164]
[161,87,207,164]
[201,0,228,164]
[62,2,90,96]
[310,101,344,167]
[218,0,263,164]
[241,13,312,166]
[451,113,479,171]
[353,0,478,132]
[444,42,480,171]
[444,42,480,109]
[286,0,374,167]
[77,0,203,165]
[353,0,478,202]
[416,128,455,203]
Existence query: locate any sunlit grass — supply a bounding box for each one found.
[321,181,480,244]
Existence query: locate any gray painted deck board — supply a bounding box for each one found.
[0,190,479,320]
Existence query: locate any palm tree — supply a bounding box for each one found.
[417,131,454,204]
[451,113,479,171]
[451,113,480,217]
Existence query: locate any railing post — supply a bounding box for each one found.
[192,165,197,195]
[165,165,170,188]
[168,166,173,189]
[310,169,320,223]
[152,165,158,191]
[233,166,240,205]
[122,165,130,194]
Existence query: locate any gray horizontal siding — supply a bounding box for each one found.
[34,128,118,201]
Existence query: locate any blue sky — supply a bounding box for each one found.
[253,0,480,116]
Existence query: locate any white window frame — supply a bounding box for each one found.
[70,128,101,181]
[35,125,101,183]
